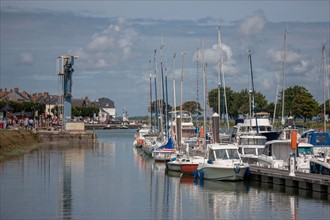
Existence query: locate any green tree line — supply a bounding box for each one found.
[148,85,329,122]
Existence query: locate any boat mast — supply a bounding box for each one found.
[216,26,229,131]
[248,49,258,133]
[172,53,177,113]
[202,37,207,149]
[196,48,200,132]
[281,30,288,125]
[216,26,222,134]
[180,52,185,147]
[160,43,165,136]
[165,65,169,138]
[149,60,153,130]
[322,44,328,131]
[153,49,159,130]
[172,53,178,145]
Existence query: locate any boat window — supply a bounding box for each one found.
[257,148,264,155]
[244,148,257,155]
[262,145,272,156]
[209,149,215,161]
[238,148,243,154]
[316,136,327,144]
[227,149,240,159]
[298,147,313,155]
[240,138,248,145]
[214,149,228,159]
[257,139,267,145]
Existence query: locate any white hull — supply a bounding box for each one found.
[167,161,182,172]
[198,164,248,181]
[141,145,157,156]
[240,155,259,165]
[310,156,330,175]
[152,149,177,161]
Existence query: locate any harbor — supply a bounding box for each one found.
[1,129,329,220]
[1,1,330,219]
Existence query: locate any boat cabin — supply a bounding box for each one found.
[207,143,241,161]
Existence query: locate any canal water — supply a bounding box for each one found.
[1,129,329,220]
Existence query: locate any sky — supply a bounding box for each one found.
[1,0,330,117]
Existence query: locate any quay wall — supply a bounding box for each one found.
[249,165,330,194]
[37,130,96,144]
[0,129,97,161]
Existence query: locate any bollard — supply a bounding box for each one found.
[289,153,295,176]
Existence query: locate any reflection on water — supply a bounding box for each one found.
[0,129,329,220]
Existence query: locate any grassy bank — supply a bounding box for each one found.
[0,130,42,161]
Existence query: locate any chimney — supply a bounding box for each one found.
[14,88,19,93]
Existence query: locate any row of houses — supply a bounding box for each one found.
[0,87,116,122]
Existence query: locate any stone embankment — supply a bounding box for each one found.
[0,129,96,161]
[0,130,42,161]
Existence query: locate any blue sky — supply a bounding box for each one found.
[1,1,329,117]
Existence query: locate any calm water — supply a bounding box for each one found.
[1,129,329,220]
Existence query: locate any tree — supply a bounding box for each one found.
[148,99,172,114]
[208,87,235,118]
[318,99,330,116]
[277,85,319,121]
[214,88,268,119]
[181,101,202,115]
[72,106,99,118]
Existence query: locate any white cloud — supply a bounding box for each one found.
[193,43,239,76]
[237,15,266,37]
[19,52,34,64]
[76,17,138,70]
[266,48,312,74]
[292,59,310,73]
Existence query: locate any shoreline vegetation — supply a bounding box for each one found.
[0,130,42,161]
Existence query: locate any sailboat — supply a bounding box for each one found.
[196,34,249,181]
[216,26,231,142]
[257,30,314,173]
[152,44,178,161]
[141,49,161,156]
[309,44,330,175]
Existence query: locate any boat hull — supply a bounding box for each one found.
[198,165,248,181]
[180,164,198,175]
[310,158,330,175]
[152,149,177,162]
[167,161,182,172]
